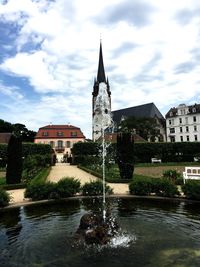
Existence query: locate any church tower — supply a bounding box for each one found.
[92,42,111,141]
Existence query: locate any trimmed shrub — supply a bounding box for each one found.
[55,177,81,198]
[151,178,180,197]
[0,188,10,207]
[182,180,200,200]
[24,177,80,200]
[129,177,179,197]
[81,180,113,196]
[24,182,56,200]
[6,135,23,184]
[129,177,152,196]
[163,169,183,185]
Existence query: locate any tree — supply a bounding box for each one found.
[6,134,23,184]
[0,119,13,133]
[0,119,36,142]
[119,116,162,142]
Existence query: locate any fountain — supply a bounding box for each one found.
[74,81,116,245]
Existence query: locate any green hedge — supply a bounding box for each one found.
[24,177,81,201]
[182,180,200,200]
[129,177,179,197]
[72,142,200,163]
[0,188,10,207]
[81,180,113,196]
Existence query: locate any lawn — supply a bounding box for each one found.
[134,166,185,178]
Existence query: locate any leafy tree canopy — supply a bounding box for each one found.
[119,116,162,142]
[0,119,36,142]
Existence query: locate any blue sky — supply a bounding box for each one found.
[0,0,200,138]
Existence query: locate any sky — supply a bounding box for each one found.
[0,0,200,139]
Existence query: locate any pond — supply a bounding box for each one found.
[0,197,200,267]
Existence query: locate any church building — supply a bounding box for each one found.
[92,42,111,141]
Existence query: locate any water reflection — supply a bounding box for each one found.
[0,207,22,245]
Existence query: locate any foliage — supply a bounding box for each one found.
[0,144,7,168]
[81,180,113,196]
[116,132,134,179]
[129,177,179,197]
[25,177,80,200]
[0,119,36,142]
[22,143,52,158]
[25,182,56,200]
[29,167,51,184]
[162,169,183,185]
[22,154,51,183]
[182,180,200,200]
[119,116,162,142]
[0,188,10,207]
[72,141,200,164]
[6,135,23,184]
[55,177,81,197]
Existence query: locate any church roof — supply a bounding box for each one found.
[112,103,164,124]
[97,42,106,83]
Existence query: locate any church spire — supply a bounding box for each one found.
[97,41,106,83]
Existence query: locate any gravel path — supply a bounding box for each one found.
[47,163,129,195]
[6,164,129,205]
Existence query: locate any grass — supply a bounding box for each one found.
[30,167,51,184]
[0,177,6,185]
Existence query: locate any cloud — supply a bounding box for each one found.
[0,81,24,99]
[175,8,200,25]
[94,0,156,27]
[174,61,197,74]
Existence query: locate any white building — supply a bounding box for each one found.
[166,103,200,142]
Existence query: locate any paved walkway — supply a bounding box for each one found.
[7,164,129,205]
[47,163,129,194]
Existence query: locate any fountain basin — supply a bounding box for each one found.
[0,197,200,267]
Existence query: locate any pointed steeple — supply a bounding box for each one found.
[97,41,106,83]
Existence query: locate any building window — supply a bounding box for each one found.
[186,126,189,132]
[193,116,197,122]
[50,141,55,148]
[58,140,63,148]
[170,136,175,142]
[194,125,197,131]
[169,120,171,125]
[57,131,64,136]
[186,136,189,142]
[180,136,183,142]
[185,117,188,124]
[169,128,175,133]
[192,108,196,113]
[180,127,182,133]
[66,141,71,148]
[42,131,48,136]
[179,118,182,124]
[71,131,77,137]
[194,135,198,141]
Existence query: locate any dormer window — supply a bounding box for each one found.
[71,131,77,137]
[57,131,64,136]
[192,108,196,113]
[42,131,48,136]
[170,112,173,117]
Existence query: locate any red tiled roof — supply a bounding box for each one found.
[35,125,85,139]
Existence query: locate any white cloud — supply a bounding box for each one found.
[0,0,200,138]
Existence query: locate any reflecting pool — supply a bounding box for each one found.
[0,198,200,267]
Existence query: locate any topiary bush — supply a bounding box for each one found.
[55,177,81,198]
[163,169,183,185]
[81,180,113,196]
[0,188,10,207]
[182,180,200,200]
[24,182,56,201]
[6,135,23,184]
[129,177,179,197]
[129,177,152,196]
